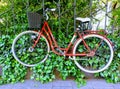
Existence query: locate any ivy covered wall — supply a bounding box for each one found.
[0,0,120,87]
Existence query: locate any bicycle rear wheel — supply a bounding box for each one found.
[73,34,113,73]
[12,31,50,67]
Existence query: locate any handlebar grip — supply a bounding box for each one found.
[45,8,56,12]
[50,8,56,12]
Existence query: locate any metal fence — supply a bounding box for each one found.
[0,0,119,37]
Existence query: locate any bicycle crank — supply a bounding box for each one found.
[87,51,95,57]
[28,47,34,52]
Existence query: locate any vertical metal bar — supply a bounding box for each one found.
[26,0,29,30]
[89,0,92,17]
[58,0,61,30]
[6,13,9,35]
[66,21,69,36]
[74,0,76,32]
[26,0,29,12]
[89,0,92,30]
[11,0,16,33]
[104,0,108,30]
[43,0,45,15]
[21,0,25,31]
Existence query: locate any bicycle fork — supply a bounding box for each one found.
[29,31,43,52]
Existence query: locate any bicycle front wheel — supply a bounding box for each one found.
[73,34,113,73]
[12,31,50,67]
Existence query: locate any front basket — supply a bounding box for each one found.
[27,12,43,29]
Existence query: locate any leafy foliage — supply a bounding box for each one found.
[0,0,120,88]
[31,52,86,87]
[112,0,120,25]
[95,30,120,83]
[0,35,27,84]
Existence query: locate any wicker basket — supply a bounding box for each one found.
[27,12,43,29]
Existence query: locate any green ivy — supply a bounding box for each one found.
[0,35,27,84]
[31,52,86,87]
[31,53,56,83]
[55,56,86,87]
[0,0,120,88]
[95,30,120,83]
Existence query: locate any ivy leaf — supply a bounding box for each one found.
[118,53,120,58]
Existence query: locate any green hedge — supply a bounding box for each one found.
[0,0,120,87]
[95,30,120,83]
[0,35,27,84]
[0,35,86,87]
[0,30,120,87]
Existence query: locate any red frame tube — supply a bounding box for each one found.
[33,21,110,57]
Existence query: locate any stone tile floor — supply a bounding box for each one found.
[0,79,119,89]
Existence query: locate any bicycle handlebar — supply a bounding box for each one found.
[44,8,56,20]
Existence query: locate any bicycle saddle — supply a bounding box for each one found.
[76,17,90,22]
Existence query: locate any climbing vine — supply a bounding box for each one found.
[0,0,120,87]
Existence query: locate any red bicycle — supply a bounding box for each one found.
[12,8,114,73]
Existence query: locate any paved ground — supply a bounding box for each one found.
[0,79,120,89]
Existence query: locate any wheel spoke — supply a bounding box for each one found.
[73,34,113,73]
[12,31,50,67]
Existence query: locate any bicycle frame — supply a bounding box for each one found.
[32,21,110,57]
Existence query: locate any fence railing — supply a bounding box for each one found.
[0,0,119,37]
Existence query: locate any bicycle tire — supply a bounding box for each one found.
[12,31,50,67]
[73,34,113,73]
